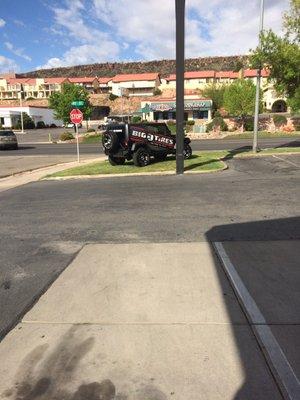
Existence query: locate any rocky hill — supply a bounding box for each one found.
[20,55,249,78]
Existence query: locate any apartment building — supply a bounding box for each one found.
[160,71,216,90]
[111,73,161,97]
[69,77,99,92]
[0,69,287,112]
[0,75,70,100]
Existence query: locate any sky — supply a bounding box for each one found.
[0,0,290,73]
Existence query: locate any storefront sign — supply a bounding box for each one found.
[149,100,211,112]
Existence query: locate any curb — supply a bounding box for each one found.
[42,161,228,180]
[234,151,300,159]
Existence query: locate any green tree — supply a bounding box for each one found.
[16,113,35,129]
[202,83,226,116]
[250,0,300,112]
[49,83,92,125]
[283,0,300,42]
[223,80,262,130]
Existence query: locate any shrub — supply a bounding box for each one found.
[60,132,74,141]
[26,96,35,101]
[186,120,195,126]
[36,121,46,129]
[50,123,57,128]
[273,114,287,126]
[16,113,35,129]
[87,128,95,133]
[206,116,228,132]
[109,93,118,101]
[244,118,254,131]
[167,120,176,126]
[153,88,162,96]
[295,125,300,131]
[131,116,142,123]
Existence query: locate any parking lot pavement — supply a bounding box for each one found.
[15,127,87,143]
[0,154,299,397]
[213,240,300,398]
[0,243,281,399]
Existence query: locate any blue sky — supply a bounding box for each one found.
[0,0,289,73]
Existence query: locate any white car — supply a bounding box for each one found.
[63,123,82,128]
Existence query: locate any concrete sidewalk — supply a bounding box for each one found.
[0,243,281,399]
[0,157,104,193]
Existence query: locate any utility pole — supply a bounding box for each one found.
[19,84,24,134]
[175,0,185,174]
[253,0,265,153]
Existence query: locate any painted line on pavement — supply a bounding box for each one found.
[272,154,300,168]
[213,242,300,400]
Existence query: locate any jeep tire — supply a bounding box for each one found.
[102,131,119,151]
[108,155,126,166]
[133,147,150,167]
[183,144,192,159]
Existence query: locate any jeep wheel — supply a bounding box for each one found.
[133,148,150,167]
[183,144,192,159]
[102,131,119,151]
[154,153,168,162]
[108,156,126,166]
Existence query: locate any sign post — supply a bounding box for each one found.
[70,108,83,162]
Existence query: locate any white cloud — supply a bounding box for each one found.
[0,55,18,72]
[40,0,120,68]
[13,19,26,27]
[41,0,290,69]
[0,18,5,28]
[39,43,119,69]
[92,0,289,59]
[4,41,32,61]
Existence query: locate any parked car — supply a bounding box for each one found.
[102,122,192,167]
[62,123,82,128]
[98,118,124,130]
[0,130,18,150]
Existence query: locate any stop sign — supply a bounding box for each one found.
[70,108,83,124]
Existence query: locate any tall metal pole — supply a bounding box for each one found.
[253,0,264,153]
[19,90,24,134]
[175,0,185,174]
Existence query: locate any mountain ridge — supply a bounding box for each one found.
[20,55,249,78]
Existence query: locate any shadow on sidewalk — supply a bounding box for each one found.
[205,216,300,399]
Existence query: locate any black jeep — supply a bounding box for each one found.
[102,122,192,167]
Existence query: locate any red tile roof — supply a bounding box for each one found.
[7,78,31,84]
[185,70,216,79]
[44,77,69,84]
[112,73,159,83]
[215,71,239,79]
[98,77,112,84]
[69,77,96,83]
[244,69,270,77]
[167,71,216,81]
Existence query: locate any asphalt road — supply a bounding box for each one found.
[2,136,300,157]
[2,137,299,178]
[0,154,299,339]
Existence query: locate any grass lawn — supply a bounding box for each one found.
[45,147,300,178]
[81,133,102,143]
[46,152,225,177]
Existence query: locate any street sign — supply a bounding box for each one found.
[69,109,83,163]
[70,108,83,124]
[71,100,85,107]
